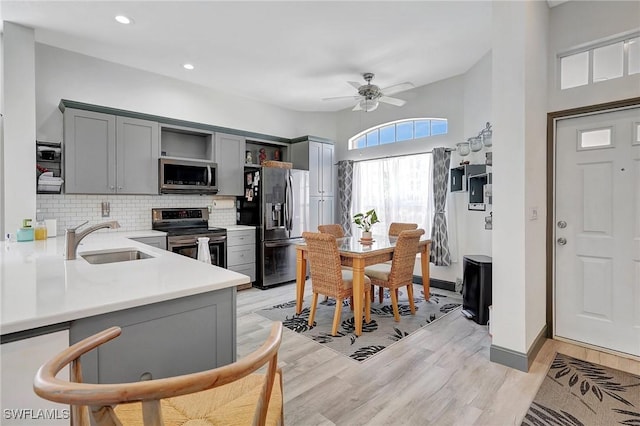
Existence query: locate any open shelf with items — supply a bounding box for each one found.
[160,125,214,161]
[36,141,63,194]
[244,140,288,167]
[451,164,486,192]
[468,172,492,211]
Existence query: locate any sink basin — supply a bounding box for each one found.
[80,248,154,264]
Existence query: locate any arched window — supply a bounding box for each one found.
[349,118,448,150]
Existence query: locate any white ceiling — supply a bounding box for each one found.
[1,1,496,112]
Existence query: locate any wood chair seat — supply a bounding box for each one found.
[114,372,283,425]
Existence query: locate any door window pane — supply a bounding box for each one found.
[414,120,430,138]
[366,130,379,147]
[379,125,396,144]
[628,37,640,75]
[431,119,448,135]
[561,52,589,89]
[396,122,413,141]
[593,42,623,82]
[580,128,612,148]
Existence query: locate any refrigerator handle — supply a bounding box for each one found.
[287,172,293,231]
[283,172,289,231]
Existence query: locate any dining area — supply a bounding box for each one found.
[294,221,432,337]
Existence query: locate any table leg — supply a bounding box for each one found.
[421,242,430,301]
[352,258,365,336]
[296,248,306,314]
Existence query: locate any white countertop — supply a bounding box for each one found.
[1,230,249,335]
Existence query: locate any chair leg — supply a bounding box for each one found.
[308,292,319,327]
[390,288,400,322]
[332,297,343,336]
[378,286,384,303]
[364,288,371,323]
[407,284,416,315]
[370,287,375,303]
[349,295,354,311]
[323,295,329,302]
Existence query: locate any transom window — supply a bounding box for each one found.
[349,118,448,150]
[559,32,639,90]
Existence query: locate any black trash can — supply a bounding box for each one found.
[461,255,492,325]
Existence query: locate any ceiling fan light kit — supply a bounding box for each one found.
[322,72,414,112]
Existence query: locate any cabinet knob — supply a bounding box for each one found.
[109,186,115,190]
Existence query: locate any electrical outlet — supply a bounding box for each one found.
[529,206,538,221]
[101,201,110,218]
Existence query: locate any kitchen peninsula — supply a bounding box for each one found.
[1,231,249,424]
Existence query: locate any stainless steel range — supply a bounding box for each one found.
[152,207,226,268]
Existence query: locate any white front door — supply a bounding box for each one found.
[554,106,640,357]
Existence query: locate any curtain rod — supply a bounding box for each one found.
[338,147,454,164]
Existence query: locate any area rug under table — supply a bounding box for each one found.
[256,285,462,362]
[521,352,640,426]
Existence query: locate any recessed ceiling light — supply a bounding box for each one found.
[115,15,131,25]
[183,63,195,70]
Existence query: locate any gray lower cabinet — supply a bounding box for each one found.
[129,235,167,250]
[69,288,236,384]
[214,133,245,196]
[64,108,159,194]
[227,229,255,290]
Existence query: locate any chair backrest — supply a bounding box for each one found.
[388,222,418,237]
[317,224,345,238]
[34,322,283,426]
[389,229,425,285]
[302,231,344,297]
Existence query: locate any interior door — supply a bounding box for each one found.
[554,106,640,357]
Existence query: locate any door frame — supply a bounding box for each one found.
[546,96,640,338]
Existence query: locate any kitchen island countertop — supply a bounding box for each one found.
[1,230,249,335]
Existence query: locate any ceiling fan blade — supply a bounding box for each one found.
[381,82,414,96]
[322,95,362,101]
[352,102,363,111]
[347,81,362,89]
[379,96,406,107]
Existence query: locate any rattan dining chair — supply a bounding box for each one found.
[372,222,419,302]
[364,229,425,321]
[34,322,284,426]
[317,224,345,238]
[302,231,372,336]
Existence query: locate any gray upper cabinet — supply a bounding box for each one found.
[291,140,334,197]
[214,132,245,196]
[64,108,159,194]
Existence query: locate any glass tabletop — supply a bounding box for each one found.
[335,235,398,253]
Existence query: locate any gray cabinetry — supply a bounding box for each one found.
[63,108,159,194]
[69,288,236,384]
[129,235,167,250]
[291,138,335,231]
[227,229,255,290]
[214,133,246,196]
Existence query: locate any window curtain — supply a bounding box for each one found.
[337,160,354,236]
[351,154,433,237]
[429,147,451,266]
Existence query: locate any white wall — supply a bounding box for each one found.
[35,44,337,144]
[548,1,640,111]
[2,23,36,236]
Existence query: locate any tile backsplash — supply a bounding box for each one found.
[37,194,237,236]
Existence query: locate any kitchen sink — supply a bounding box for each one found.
[80,248,154,264]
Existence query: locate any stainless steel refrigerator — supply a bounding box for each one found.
[241,167,309,288]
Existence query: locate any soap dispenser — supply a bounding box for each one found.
[17,219,34,242]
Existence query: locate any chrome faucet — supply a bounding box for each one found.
[65,220,121,260]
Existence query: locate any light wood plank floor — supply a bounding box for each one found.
[237,282,640,426]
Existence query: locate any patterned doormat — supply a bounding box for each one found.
[521,353,640,426]
[256,284,462,362]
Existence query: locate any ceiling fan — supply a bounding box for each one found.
[323,73,415,112]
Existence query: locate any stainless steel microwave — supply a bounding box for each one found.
[159,158,218,194]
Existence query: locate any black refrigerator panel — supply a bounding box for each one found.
[237,167,261,226]
[462,255,492,325]
[260,239,301,287]
[263,167,288,241]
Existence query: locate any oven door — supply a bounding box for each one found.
[168,236,226,268]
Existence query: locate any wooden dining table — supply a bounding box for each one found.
[295,235,432,336]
